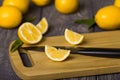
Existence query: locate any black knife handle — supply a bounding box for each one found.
[71,48,120,55]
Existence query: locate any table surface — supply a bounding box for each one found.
[1,0,120,80]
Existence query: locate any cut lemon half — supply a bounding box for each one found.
[36,17,48,34]
[45,45,70,61]
[65,29,84,45]
[18,22,42,44]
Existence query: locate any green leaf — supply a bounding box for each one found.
[10,39,23,52]
[75,19,96,29]
[23,16,36,22]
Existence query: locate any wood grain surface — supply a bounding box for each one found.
[1,0,120,80]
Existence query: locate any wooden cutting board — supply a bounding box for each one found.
[9,30,120,80]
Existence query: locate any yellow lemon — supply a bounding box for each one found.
[2,0,29,14]
[114,0,120,8]
[18,22,42,44]
[65,29,84,45]
[95,5,120,30]
[0,6,22,29]
[55,0,79,14]
[45,45,70,61]
[36,17,48,34]
[32,0,51,6]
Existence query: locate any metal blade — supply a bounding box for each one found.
[22,46,45,52]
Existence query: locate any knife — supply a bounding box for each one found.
[21,46,120,55]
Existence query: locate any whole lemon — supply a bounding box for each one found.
[32,0,51,6]
[55,0,79,14]
[95,5,120,30]
[114,0,120,8]
[0,6,22,29]
[2,0,29,14]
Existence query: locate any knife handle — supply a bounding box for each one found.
[71,48,120,55]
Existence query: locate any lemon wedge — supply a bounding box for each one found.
[45,45,70,61]
[36,17,48,34]
[65,29,84,45]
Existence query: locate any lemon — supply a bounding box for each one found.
[65,29,84,45]
[36,17,48,34]
[18,22,42,44]
[2,0,29,14]
[55,0,79,14]
[32,0,51,6]
[0,6,22,29]
[45,45,70,61]
[114,0,120,8]
[95,5,120,30]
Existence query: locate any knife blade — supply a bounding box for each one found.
[21,46,120,55]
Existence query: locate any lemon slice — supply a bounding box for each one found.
[36,17,48,34]
[45,45,70,61]
[65,29,84,45]
[18,22,42,44]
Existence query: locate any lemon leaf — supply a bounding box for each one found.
[75,19,95,29]
[10,39,23,52]
[23,16,36,22]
